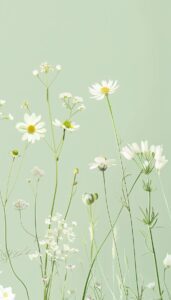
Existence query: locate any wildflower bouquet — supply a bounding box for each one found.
[0,62,170,300]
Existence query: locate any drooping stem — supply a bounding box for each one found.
[106,95,140,298]
[148,191,163,300]
[102,171,125,296]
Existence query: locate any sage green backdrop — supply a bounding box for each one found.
[0,0,171,299]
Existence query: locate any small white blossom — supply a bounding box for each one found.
[89,156,116,171]
[163,253,171,268]
[31,166,45,178]
[13,199,29,210]
[0,286,15,300]
[0,100,6,107]
[56,65,62,71]
[66,264,76,271]
[29,251,40,261]
[16,113,46,144]
[89,80,119,100]
[53,119,79,132]
[40,62,54,73]
[82,193,98,206]
[32,70,39,76]
[59,92,72,100]
[146,282,155,289]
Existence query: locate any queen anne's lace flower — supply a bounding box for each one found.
[0,286,15,300]
[30,213,78,265]
[13,199,29,210]
[121,141,167,173]
[89,156,116,171]
[31,166,45,178]
[16,113,46,144]
[89,80,119,100]
[53,119,79,132]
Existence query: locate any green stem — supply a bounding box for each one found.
[46,87,56,153]
[2,202,30,300]
[102,171,125,296]
[81,205,123,300]
[64,171,77,220]
[106,95,140,298]
[164,269,171,300]
[34,179,44,279]
[148,191,163,300]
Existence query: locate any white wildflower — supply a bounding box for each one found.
[31,166,45,178]
[163,253,171,268]
[16,113,46,144]
[0,286,15,300]
[89,156,116,171]
[89,80,119,100]
[53,119,79,132]
[13,199,29,210]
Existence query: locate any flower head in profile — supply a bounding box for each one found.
[82,193,98,206]
[16,113,46,144]
[89,80,119,100]
[89,156,116,171]
[53,119,79,132]
[0,286,15,300]
[121,141,167,174]
[13,199,29,210]
[163,253,171,268]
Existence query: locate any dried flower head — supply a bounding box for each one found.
[13,199,29,210]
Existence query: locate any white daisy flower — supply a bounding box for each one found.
[16,113,46,144]
[89,156,116,171]
[89,80,119,100]
[121,141,167,174]
[0,286,15,300]
[82,193,98,206]
[163,253,171,268]
[53,119,79,132]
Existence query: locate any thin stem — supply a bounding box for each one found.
[148,191,163,300]
[2,201,30,299]
[34,179,44,279]
[106,95,140,298]
[81,205,123,300]
[81,170,141,300]
[64,171,77,220]
[46,87,56,153]
[102,171,125,296]
[164,269,171,300]
[19,211,35,238]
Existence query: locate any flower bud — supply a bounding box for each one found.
[82,193,98,205]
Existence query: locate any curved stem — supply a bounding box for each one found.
[106,95,140,298]
[2,202,30,299]
[102,171,125,296]
[64,171,78,220]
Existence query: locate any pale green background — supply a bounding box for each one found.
[0,0,171,299]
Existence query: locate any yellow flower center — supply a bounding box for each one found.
[3,292,9,298]
[27,124,36,134]
[63,120,73,129]
[101,86,110,94]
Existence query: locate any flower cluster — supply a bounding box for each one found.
[59,93,85,113]
[33,62,62,76]
[13,199,29,210]
[121,141,167,173]
[30,213,78,264]
[0,286,15,300]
